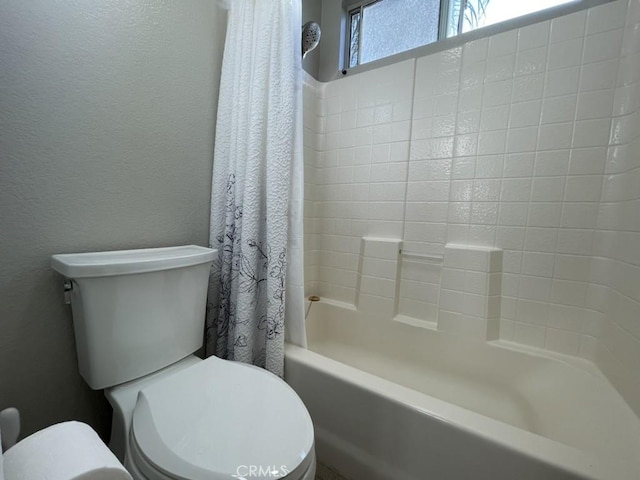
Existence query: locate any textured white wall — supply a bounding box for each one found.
[0,1,226,437]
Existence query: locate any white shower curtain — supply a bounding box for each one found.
[205,0,306,377]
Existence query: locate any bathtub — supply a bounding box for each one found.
[284,300,640,480]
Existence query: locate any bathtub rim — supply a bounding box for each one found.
[285,342,640,480]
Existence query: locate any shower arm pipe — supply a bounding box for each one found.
[399,250,443,264]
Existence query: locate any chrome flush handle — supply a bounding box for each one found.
[63,279,72,304]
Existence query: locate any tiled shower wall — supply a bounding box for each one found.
[303,0,640,412]
[589,0,640,412]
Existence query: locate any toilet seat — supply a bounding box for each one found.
[128,356,315,480]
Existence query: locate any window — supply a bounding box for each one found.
[346,0,579,68]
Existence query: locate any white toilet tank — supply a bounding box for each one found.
[51,246,216,390]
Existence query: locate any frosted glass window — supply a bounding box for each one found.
[345,0,596,69]
[358,0,440,65]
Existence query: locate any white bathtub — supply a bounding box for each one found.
[284,300,640,480]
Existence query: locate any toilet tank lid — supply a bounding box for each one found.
[51,245,216,278]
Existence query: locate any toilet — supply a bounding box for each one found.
[51,245,316,480]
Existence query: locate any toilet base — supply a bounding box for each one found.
[125,435,317,480]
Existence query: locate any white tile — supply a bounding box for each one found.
[560,203,599,229]
[550,10,586,44]
[521,251,555,277]
[554,254,591,281]
[534,150,570,176]
[488,30,518,57]
[477,130,508,155]
[513,321,547,347]
[469,224,497,245]
[578,335,598,360]
[483,80,513,107]
[472,179,501,202]
[524,227,559,253]
[506,126,538,153]
[456,110,481,134]
[362,237,401,260]
[475,155,504,178]
[361,257,397,279]
[557,229,593,255]
[441,267,465,291]
[580,59,619,92]
[564,175,603,202]
[528,203,562,227]
[470,202,499,225]
[509,100,542,128]
[512,74,545,103]
[450,180,474,201]
[538,123,573,151]
[503,153,534,178]
[463,270,488,295]
[519,275,552,301]
[576,89,615,120]
[360,275,396,298]
[583,28,623,64]
[488,272,502,295]
[499,318,516,340]
[358,293,394,317]
[496,226,525,249]
[545,67,580,97]
[458,85,484,112]
[459,62,485,90]
[515,47,547,77]
[463,292,488,317]
[454,133,478,157]
[548,303,586,332]
[480,105,510,132]
[547,37,584,71]
[498,203,528,226]
[464,37,489,63]
[443,246,468,269]
[517,298,550,327]
[407,201,448,223]
[447,202,471,224]
[465,248,492,272]
[440,288,465,312]
[518,21,551,50]
[568,147,606,175]
[500,178,532,202]
[550,279,588,307]
[485,54,515,82]
[572,118,612,148]
[531,177,565,202]
[434,93,459,116]
[545,328,581,355]
[541,94,577,125]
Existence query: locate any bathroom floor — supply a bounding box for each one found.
[315,462,349,480]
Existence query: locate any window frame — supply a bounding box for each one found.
[344,0,452,69]
[341,0,614,73]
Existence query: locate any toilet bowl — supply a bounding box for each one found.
[51,246,316,480]
[109,356,315,480]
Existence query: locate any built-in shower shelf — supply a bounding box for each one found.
[399,250,443,264]
[393,314,438,331]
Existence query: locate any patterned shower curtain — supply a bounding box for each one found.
[205,0,306,377]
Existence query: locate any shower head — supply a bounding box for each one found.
[302,21,321,59]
